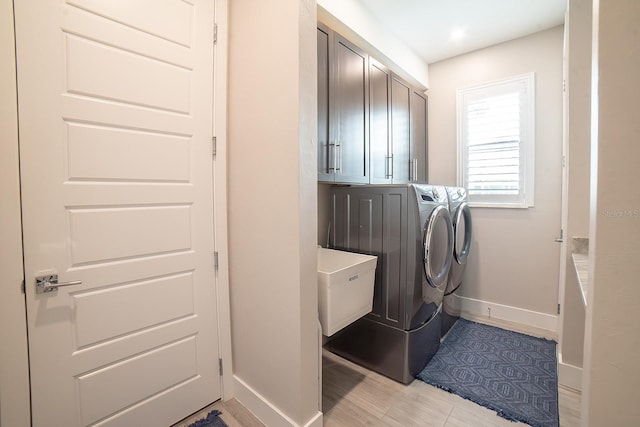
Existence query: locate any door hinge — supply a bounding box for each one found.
[213,251,219,271]
[558,303,561,315]
[214,23,218,44]
[563,79,566,93]
[212,136,217,157]
[218,358,223,376]
[21,279,25,294]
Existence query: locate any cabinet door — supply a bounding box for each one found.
[317,25,333,181]
[391,75,411,183]
[334,34,369,184]
[329,186,407,329]
[369,59,391,184]
[410,90,428,182]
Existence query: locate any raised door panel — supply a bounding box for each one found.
[369,59,392,184]
[330,187,407,329]
[352,192,385,322]
[329,190,349,250]
[391,75,411,183]
[380,189,407,326]
[15,1,220,425]
[317,25,333,181]
[411,90,428,182]
[334,34,368,184]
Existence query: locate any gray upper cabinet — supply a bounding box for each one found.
[370,69,417,184]
[369,58,392,184]
[410,90,428,182]
[317,25,369,184]
[317,24,426,185]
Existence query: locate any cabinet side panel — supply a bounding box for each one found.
[317,26,332,181]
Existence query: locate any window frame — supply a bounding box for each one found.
[456,73,535,209]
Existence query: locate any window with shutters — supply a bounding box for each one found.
[457,73,535,208]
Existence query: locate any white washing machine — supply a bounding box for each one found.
[441,186,472,337]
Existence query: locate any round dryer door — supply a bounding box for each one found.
[423,205,454,289]
[453,202,472,265]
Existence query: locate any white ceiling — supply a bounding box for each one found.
[357,0,567,64]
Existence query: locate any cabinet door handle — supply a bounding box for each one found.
[385,155,392,179]
[335,143,342,173]
[412,158,418,182]
[328,142,337,172]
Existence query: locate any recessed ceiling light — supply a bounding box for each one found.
[451,28,465,40]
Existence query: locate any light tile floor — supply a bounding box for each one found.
[176,317,581,427]
[322,349,580,427]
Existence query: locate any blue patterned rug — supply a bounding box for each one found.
[417,319,558,427]
[187,410,228,427]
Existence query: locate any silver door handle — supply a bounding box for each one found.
[328,142,337,172]
[385,155,393,179]
[36,274,82,294]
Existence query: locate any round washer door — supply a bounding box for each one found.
[423,205,454,289]
[453,202,472,265]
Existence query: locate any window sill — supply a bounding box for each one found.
[468,202,533,209]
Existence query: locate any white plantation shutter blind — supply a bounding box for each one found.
[457,73,535,208]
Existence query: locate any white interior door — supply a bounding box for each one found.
[14,1,221,426]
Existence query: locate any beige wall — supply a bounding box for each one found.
[566,1,593,242]
[227,0,320,425]
[582,0,640,424]
[428,27,564,317]
[0,0,31,424]
[317,0,429,88]
[560,0,592,370]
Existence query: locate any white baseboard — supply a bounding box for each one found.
[233,375,323,427]
[459,295,558,339]
[303,411,323,427]
[557,353,583,391]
